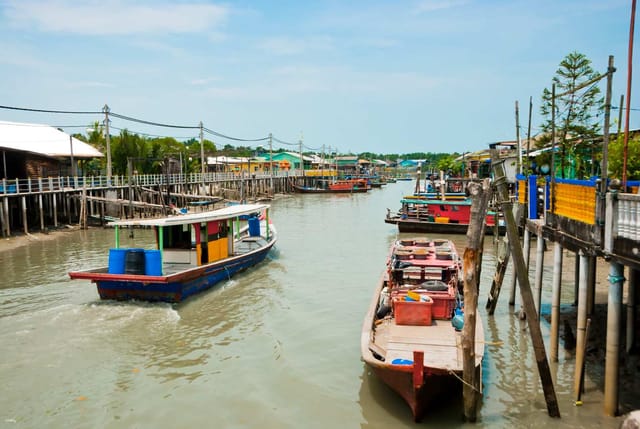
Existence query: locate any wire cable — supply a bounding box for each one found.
[203,127,269,142]
[0,104,102,114]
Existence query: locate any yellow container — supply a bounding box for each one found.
[435,217,450,224]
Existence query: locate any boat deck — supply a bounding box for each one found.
[373,317,484,372]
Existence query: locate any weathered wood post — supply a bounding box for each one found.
[574,250,589,401]
[492,156,561,418]
[533,223,545,317]
[462,178,490,422]
[550,242,563,361]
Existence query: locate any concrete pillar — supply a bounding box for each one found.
[550,242,563,361]
[604,261,624,416]
[628,269,638,353]
[21,196,28,234]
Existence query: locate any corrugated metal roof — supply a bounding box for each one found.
[0,121,104,158]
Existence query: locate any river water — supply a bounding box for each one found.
[0,181,626,428]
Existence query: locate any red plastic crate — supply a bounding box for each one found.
[427,292,456,320]
[393,297,433,326]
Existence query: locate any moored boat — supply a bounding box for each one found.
[69,203,276,303]
[385,197,505,235]
[293,179,368,193]
[361,237,484,421]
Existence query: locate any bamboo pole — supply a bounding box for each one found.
[462,179,491,422]
[492,156,560,418]
[534,224,545,317]
[574,251,589,400]
[550,242,563,361]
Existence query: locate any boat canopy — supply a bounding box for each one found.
[400,198,471,206]
[107,203,269,228]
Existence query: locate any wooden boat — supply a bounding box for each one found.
[69,203,276,303]
[293,179,368,193]
[361,237,484,421]
[385,198,505,235]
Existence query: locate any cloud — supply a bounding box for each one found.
[413,0,469,13]
[197,65,442,102]
[3,0,228,35]
[258,36,334,56]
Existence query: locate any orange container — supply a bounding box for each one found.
[393,297,433,326]
[435,217,450,223]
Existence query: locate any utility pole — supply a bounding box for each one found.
[515,100,521,174]
[526,96,533,172]
[299,134,303,175]
[269,132,273,191]
[622,0,636,190]
[103,104,112,184]
[69,135,76,177]
[199,121,205,189]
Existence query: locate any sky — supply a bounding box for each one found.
[0,0,638,155]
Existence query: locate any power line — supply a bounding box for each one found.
[272,136,299,146]
[109,112,200,130]
[202,127,269,142]
[0,104,101,115]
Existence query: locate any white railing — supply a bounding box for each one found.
[0,170,302,195]
[618,193,640,242]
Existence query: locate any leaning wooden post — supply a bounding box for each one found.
[462,179,490,422]
[492,156,561,418]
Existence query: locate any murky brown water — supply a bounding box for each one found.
[0,181,627,428]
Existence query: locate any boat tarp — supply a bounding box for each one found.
[108,204,269,227]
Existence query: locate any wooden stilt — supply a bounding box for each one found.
[550,242,563,362]
[492,156,560,418]
[533,225,545,317]
[462,179,491,422]
[574,251,589,400]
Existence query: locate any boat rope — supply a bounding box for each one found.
[447,369,482,393]
[224,266,231,280]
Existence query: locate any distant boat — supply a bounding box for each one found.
[69,204,276,303]
[361,237,484,421]
[293,179,368,194]
[385,197,505,235]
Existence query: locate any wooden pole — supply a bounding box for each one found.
[550,242,563,361]
[492,155,561,418]
[574,251,589,400]
[486,236,510,314]
[534,224,545,317]
[462,179,491,422]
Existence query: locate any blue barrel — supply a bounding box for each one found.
[248,216,260,237]
[125,248,146,275]
[144,250,162,276]
[108,248,128,274]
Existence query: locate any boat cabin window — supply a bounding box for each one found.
[159,224,193,250]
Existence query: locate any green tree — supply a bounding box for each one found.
[609,134,640,180]
[539,51,603,178]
